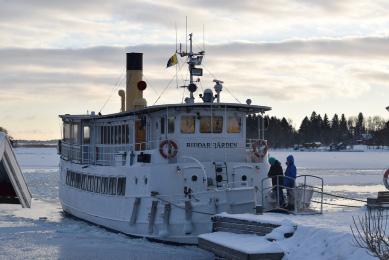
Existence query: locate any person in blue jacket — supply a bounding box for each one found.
[284,155,297,210]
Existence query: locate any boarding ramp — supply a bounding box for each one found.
[0,132,31,208]
[261,175,324,214]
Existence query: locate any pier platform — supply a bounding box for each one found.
[198,213,296,260]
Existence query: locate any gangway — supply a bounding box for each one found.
[0,132,31,208]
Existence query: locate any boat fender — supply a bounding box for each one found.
[383,169,389,190]
[252,139,268,158]
[159,140,178,159]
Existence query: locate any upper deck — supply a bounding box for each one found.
[59,102,271,166]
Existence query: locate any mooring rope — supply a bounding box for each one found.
[313,190,366,203]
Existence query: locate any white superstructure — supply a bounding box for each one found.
[58,34,272,244]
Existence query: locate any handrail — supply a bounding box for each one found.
[180,155,208,189]
[261,174,324,214]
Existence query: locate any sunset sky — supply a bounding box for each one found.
[1,0,389,140]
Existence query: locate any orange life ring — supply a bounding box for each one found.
[159,140,178,159]
[252,140,268,158]
[383,169,389,190]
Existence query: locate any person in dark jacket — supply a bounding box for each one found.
[268,157,285,207]
[284,155,297,210]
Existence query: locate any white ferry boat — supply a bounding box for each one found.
[58,34,272,244]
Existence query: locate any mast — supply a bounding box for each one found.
[177,33,204,104]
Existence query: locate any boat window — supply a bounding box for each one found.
[200,116,223,133]
[109,178,117,195]
[117,177,126,196]
[81,174,87,190]
[228,116,241,133]
[181,116,195,134]
[95,177,101,193]
[102,177,109,194]
[168,117,175,133]
[83,126,90,144]
[73,124,80,144]
[63,123,71,142]
[160,117,165,134]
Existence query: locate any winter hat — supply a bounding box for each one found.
[268,157,276,166]
[286,155,294,164]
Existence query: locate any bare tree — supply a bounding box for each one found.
[351,209,389,260]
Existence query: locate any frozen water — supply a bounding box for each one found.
[0,148,212,260]
[0,147,387,259]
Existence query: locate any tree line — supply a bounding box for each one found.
[247,112,389,148]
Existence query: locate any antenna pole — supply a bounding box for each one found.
[203,24,205,51]
[185,16,188,53]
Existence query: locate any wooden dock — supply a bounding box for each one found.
[198,215,294,260]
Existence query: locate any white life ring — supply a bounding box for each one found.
[383,169,389,190]
[159,140,178,159]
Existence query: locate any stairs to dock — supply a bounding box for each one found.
[198,214,295,260]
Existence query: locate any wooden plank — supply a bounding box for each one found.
[213,222,275,236]
[212,216,280,229]
[198,237,284,260]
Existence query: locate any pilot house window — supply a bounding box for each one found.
[228,116,241,133]
[200,116,223,133]
[181,116,195,133]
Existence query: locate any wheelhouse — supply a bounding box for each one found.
[59,103,270,166]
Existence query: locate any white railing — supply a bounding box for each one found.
[60,138,268,166]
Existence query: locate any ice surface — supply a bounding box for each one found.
[0,148,387,259]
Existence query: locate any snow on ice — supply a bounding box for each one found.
[0,147,387,259]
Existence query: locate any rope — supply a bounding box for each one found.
[155,196,214,216]
[153,60,186,105]
[316,191,366,203]
[202,64,241,103]
[99,69,125,113]
[311,200,362,208]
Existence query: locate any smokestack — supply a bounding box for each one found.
[126,53,147,111]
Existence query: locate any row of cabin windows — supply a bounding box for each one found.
[63,123,90,144]
[98,124,130,145]
[161,116,241,134]
[65,170,126,196]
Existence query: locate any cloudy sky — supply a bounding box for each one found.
[1,0,389,139]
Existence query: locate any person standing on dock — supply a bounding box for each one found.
[284,155,297,210]
[268,157,285,208]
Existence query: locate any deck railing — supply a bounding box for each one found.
[59,138,268,166]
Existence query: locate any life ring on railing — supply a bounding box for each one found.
[383,169,389,190]
[252,140,268,158]
[159,140,178,159]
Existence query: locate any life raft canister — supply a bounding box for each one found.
[159,140,178,159]
[383,168,389,190]
[252,139,268,158]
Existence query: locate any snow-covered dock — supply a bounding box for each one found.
[0,132,31,208]
[198,213,296,259]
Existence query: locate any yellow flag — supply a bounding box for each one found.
[166,53,178,68]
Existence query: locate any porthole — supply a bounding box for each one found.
[191,175,198,182]
[241,175,247,181]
